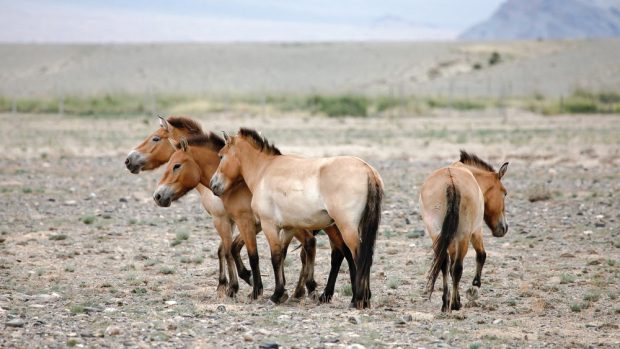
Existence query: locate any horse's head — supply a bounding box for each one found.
[153,139,201,207]
[210,132,241,196]
[125,116,176,174]
[482,162,509,237]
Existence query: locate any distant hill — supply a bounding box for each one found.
[460,0,620,40]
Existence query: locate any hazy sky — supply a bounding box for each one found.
[0,0,505,42]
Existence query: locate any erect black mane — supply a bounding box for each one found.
[238,128,282,156]
[177,132,225,152]
[459,150,495,172]
[167,116,203,135]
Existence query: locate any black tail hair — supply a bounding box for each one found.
[354,174,383,308]
[426,184,460,298]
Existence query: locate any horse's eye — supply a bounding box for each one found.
[172,163,181,171]
[219,155,223,160]
[152,136,160,142]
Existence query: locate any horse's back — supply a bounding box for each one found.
[420,165,483,238]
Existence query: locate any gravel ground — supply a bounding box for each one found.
[0,112,619,348]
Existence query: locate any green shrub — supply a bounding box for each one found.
[307,95,369,117]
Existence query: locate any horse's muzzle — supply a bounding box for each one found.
[125,151,146,174]
[209,175,224,197]
[493,222,508,237]
[153,186,173,207]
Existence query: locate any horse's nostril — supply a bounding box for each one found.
[125,158,130,165]
[154,193,161,201]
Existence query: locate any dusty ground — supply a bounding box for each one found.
[2,40,620,99]
[0,111,619,348]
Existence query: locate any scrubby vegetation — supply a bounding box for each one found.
[2,89,620,117]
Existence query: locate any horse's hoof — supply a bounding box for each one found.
[308,291,319,301]
[472,278,481,287]
[318,293,332,304]
[226,286,238,298]
[216,284,228,299]
[239,272,253,286]
[451,301,462,311]
[466,287,479,301]
[293,289,305,299]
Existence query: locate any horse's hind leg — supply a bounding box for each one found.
[214,217,239,298]
[212,217,232,298]
[441,254,451,312]
[303,233,317,298]
[231,233,253,286]
[471,229,486,287]
[450,239,468,311]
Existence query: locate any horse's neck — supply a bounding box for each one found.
[238,143,271,193]
[462,164,493,193]
[193,148,220,186]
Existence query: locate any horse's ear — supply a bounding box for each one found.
[158,115,169,131]
[179,138,188,152]
[498,162,509,179]
[222,131,230,144]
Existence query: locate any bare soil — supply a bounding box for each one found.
[1,111,619,348]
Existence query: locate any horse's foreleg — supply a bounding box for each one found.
[471,229,486,288]
[237,220,262,300]
[232,233,253,286]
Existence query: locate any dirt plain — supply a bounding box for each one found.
[0,109,619,348]
[2,40,620,99]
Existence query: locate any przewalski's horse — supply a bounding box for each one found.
[421,150,509,312]
[125,116,252,297]
[210,128,383,309]
[153,133,356,303]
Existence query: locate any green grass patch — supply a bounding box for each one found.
[49,234,67,241]
[570,303,581,312]
[387,277,400,290]
[306,94,369,117]
[81,215,95,225]
[583,292,600,302]
[340,284,353,297]
[159,266,175,275]
[560,273,575,284]
[171,229,190,247]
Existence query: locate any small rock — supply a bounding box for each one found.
[259,342,279,349]
[119,197,128,203]
[6,318,25,327]
[63,200,77,206]
[402,314,413,322]
[347,344,367,349]
[167,322,177,331]
[492,319,503,325]
[216,305,226,312]
[348,316,361,325]
[394,318,406,325]
[583,230,593,235]
[243,332,254,342]
[594,222,606,228]
[106,325,121,336]
[165,300,177,306]
[560,253,575,258]
[585,323,598,328]
[257,328,271,336]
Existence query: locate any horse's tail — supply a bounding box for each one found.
[426,183,460,298]
[354,169,383,309]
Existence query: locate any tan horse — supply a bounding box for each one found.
[210,128,384,309]
[153,133,357,303]
[125,116,252,297]
[421,150,509,312]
